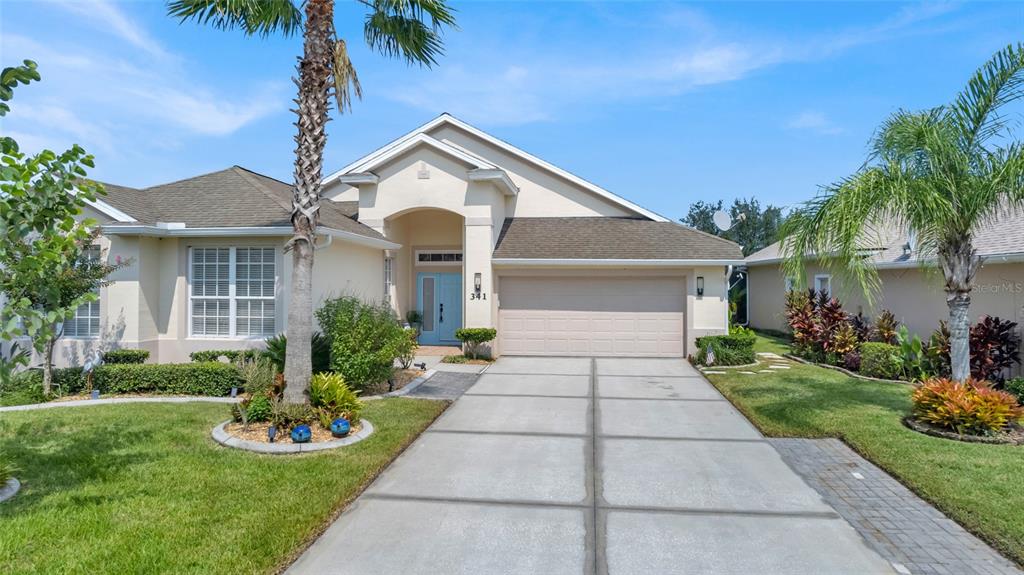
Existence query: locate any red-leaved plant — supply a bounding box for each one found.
[912,377,1023,435]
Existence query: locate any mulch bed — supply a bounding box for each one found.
[902,417,1024,445]
[362,369,424,396]
[223,420,363,444]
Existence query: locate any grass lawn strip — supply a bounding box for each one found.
[0,397,447,574]
[705,332,1024,568]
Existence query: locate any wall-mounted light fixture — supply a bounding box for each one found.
[474,272,482,295]
[696,276,705,297]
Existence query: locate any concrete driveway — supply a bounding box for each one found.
[288,357,894,575]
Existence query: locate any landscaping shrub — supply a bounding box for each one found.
[189,349,260,363]
[14,363,240,396]
[872,310,900,344]
[310,372,363,426]
[1005,378,1024,401]
[103,349,149,364]
[785,289,819,358]
[897,326,931,382]
[912,377,1023,435]
[455,327,497,359]
[269,399,316,431]
[236,356,276,397]
[695,331,756,366]
[316,296,406,390]
[859,342,904,379]
[843,351,861,372]
[441,354,468,364]
[397,328,419,369]
[969,315,1021,383]
[827,322,859,364]
[926,316,1021,383]
[261,332,331,374]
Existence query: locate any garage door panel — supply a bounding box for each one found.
[499,277,685,358]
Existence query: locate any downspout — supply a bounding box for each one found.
[726,265,733,334]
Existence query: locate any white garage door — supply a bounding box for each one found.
[498,276,685,357]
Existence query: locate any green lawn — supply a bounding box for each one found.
[705,332,1024,566]
[0,398,447,574]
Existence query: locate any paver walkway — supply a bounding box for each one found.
[288,357,894,574]
[773,438,1022,575]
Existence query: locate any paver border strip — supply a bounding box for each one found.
[211,419,375,454]
[0,396,240,412]
[0,477,20,503]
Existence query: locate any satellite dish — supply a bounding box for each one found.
[712,210,733,231]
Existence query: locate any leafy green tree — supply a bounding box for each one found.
[0,61,112,394]
[682,197,785,256]
[168,0,457,404]
[781,44,1024,382]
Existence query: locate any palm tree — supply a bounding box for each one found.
[168,0,456,403]
[782,43,1024,382]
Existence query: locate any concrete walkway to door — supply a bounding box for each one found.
[287,357,895,575]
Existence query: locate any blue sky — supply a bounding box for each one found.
[1,1,1022,219]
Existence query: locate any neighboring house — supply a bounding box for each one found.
[12,114,742,367]
[745,214,1024,341]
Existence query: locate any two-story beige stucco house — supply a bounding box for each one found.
[19,114,742,367]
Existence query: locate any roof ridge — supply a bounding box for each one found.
[230,166,294,214]
[142,166,238,191]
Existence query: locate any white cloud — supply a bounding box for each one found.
[787,111,844,135]
[386,3,961,126]
[50,0,169,58]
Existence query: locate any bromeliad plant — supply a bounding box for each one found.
[782,44,1024,382]
[912,377,1023,435]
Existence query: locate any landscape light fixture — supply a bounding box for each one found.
[267,425,277,443]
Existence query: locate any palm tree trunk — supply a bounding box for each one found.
[940,239,980,382]
[282,0,333,404]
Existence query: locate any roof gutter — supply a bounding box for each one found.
[492,258,745,268]
[101,225,401,250]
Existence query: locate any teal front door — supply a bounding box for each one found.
[417,272,462,345]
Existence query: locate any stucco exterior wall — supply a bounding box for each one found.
[428,124,637,218]
[748,261,1024,342]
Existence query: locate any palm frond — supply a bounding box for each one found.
[363,0,457,67]
[332,39,363,114]
[949,43,1024,152]
[167,0,302,37]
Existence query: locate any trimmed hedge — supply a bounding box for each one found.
[695,332,756,366]
[189,349,260,363]
[860,342,904,380]
[12,362,240,397]
[103,349,150,364]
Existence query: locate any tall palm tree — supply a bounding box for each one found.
[168,0,456,403]
[782,43,1024,382]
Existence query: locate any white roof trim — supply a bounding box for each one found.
[467,169,518,196]
[84,198,136,223]
[337,173,379,185]
[101,225,400,249]
[492,258,743,267]
[346,132,497,174]
[323,113,668,222]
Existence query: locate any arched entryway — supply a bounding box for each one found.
[383,208,465,345]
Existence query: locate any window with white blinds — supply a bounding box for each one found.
[64,245,102,338]
[189,247,276,338]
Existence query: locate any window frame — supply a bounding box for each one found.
[383,256,394,303]
[187,246,277,339]
[814,274,832,297]
[414,249,463,266]
[63,245,102,339]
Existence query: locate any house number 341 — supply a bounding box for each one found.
[470,293,487,300]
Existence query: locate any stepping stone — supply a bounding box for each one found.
[769,365,791,370]
[758,370,774,374]
[703,370,726,375]
[740,371,757,375]
[757,352,784,358]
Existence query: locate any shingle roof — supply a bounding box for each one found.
[746,207,1024,266]
[98,167,382,240]
[493,217,743,261]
